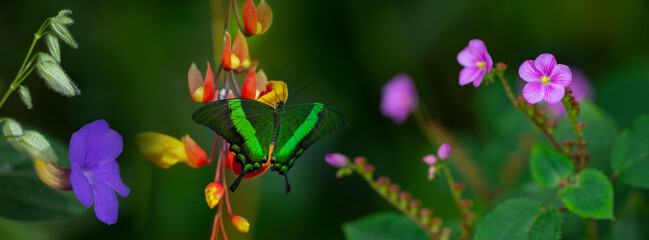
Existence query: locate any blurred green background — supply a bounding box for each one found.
[1,0,649,239]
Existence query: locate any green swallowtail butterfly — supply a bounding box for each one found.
[192,88,344,194]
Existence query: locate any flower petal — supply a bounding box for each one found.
[468,39,487,59]
[523,81,545,104]
[457,47,479,67]
[550,64,572,86]
[533,53,557,76]
[93,184,119,225]
[202,62,215,102]
[544,84,565,104]
[459,67,481,86]
[88,161,130,197]
[518,60,543,82]
[78,120,123,170]
[473,69,487,87]
[70,166,94,207]
[187,63,203,95]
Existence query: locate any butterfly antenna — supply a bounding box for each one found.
[283,174,291,195]
[229,171,246,192]
[286,86,306,102]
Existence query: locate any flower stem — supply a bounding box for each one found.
[585,219,598,240]
[228,71,241,98]
[207,136,221,165]
[496,71,561,151]
[440,163,462,216]
[350,164,439,240]
[412,104,490,200]
[0,19,51,113]
[222,160,234,218]
[561,93,587,170]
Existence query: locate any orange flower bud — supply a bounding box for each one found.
[221,32,241,70]
[135,132,207,168]
[181,134,207,168]
[241,69,257,99]
[204,182,225,209]
[231,215,250,233]
[242,0,258,36]
[187,62,216,103]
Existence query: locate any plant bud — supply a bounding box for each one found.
[2,118,24,151]
[50,18,77,48]
[18,85,33,109]
[37,54,79,97]
[19,130,58,163]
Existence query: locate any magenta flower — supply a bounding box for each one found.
[380,74,418,124]
[325,153,348,168]
[457,39,493,87]
[519,53,572,104]
[545,68,593,117]
[422,154,437,165]
[69,120,129,225]
[437,143,451,160]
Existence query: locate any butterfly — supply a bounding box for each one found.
[192,84,344,194]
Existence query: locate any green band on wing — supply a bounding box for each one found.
[229,101,264,160]
[276,103,324,158]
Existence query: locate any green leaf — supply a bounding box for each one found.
[560,169,613,219]
[474,199,561,240]
[0,138,85,221]
[36,54,79,97]
[45,34,61,63]
[555,100,618,174]
[342,212,429,240]
[17,85,33,109]
[611,114,649,188]
[530,143,574,187]
[49,18,77,49]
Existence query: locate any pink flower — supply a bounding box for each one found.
[437,143,451,160]
[380,74,418,124]
[325,153,348,168]
[457,39,493,87]
[422,154,437,165]
[519,53,572,104]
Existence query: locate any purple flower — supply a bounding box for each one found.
[545,68,593,117]
[325,153,348,168]
[422,154,437,165]
[437,143,451,160]
[457,39,493,87]
[519,53,572,104]
[69,120,129,225]
[380,74,418,124]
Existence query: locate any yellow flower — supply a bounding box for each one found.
[257,81,288,107]
[204,182,225,209]
[134,132,206,168]
[231,215,250,233]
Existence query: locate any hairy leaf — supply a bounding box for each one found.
[474,198,561,240]
[530,143,574,187]
[611,114,649,188]
[560,169,613,219]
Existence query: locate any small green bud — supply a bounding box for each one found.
[45,34,61,63]
[17,85,33,109]
[36,54,79,96]
[50,18,77,49]
[19,131,58,163]
[2,118,24,151]
[56,9,72,18]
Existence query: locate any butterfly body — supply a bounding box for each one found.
[193,98,344,193]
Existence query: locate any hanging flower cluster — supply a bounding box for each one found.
[134,1,275,238]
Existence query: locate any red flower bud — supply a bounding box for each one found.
[242,0,258,35]
[242,68,257,99]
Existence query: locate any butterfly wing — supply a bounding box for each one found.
[192,99,275,191]
[272,102,345,192]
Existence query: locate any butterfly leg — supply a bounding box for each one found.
[229,170,247,192]
[283,174,291,195]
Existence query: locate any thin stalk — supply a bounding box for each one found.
[228,71,241,98]
[441,163,462,216]
[562,95,587,170]
[222,160,234,217]
[586,219,598,240]
[351,166,439,240]
[0,19,50,112]
[210,214,221,240]
[496,72,561,150]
